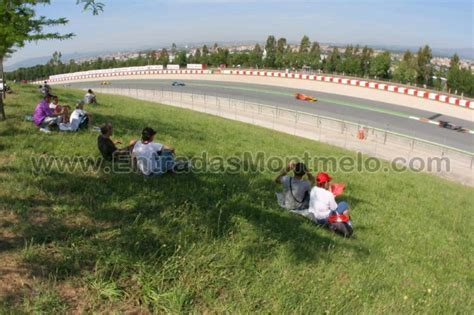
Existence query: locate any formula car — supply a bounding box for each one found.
[295,93,317,102]
[100,81,111,86]
[172,81,186,87]
[438,120,470,133]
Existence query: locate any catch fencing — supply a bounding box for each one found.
[93,87,474,186]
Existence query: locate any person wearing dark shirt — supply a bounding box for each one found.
[97,123,136,161]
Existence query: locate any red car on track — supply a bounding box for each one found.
[295,93,317,102]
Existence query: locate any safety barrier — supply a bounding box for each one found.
[221,70,472,109]
[92,87,474,186]
[38,67,472,110]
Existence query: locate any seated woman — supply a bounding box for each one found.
[97,123,136,161]
[275,162,314,210]
[49,95,70,123]
[308,172,351,225]
[59,101,93,131]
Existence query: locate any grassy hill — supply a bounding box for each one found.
[0,84,472,313]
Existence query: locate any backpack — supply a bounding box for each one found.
[78,115,89,129]
[327,213,353,237]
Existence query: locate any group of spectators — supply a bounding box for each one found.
[32,83,96,133]
[97,124,189,176]
[275,162,351,227]
[31,83,350,228]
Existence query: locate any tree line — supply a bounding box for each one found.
[6,35,474,97]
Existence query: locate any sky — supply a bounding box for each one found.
[5,0,473,67]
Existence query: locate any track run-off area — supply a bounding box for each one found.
[67,79,474,153]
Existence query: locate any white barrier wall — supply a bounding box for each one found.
[220,70,472,109]
[48,65,211,82]
[46,67,471,109]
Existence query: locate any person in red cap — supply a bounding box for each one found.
[308,172,351,225]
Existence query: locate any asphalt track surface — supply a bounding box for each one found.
[68,79,474,153]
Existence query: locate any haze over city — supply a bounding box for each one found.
[5,0,473,69]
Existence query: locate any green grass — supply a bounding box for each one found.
[0,84,472,313]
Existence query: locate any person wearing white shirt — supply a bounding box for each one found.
[59,100,92,131]
[49,95,70,123]
[84,89,97,104]
[132,127,177,176]
[308,172,351,224]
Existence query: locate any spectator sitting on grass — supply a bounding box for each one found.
[275,162,314,210]
[97,123,136,161]
[41,81,51,96]
[308,172,351,225]
[84,89,97,104]
[132,127,188,176]
[59,100,93,132]
[49,95,70,123]
[33,94,62,132]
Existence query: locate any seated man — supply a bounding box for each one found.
[84,89,97,104]
[49,95,70,123]
[59,100,93,131]
[33,94,62,131]
[275,162,314,210]
[308,172,351,225]
[132,127,185,176]
[97,123,136,161]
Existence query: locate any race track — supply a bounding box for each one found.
[68,79,474,152]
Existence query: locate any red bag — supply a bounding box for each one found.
[330,183,345,196]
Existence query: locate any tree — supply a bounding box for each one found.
[348,45,362,75]
[274,38,287,68]
[158,48,169,66]
[299,35,310,53]
[324,47,341,73]
[458,68,474,97]
[276,38,287,54]
[447,53,461,93]
[360,46,373,77]
[264,35,276,68]
[210,47,229,66]
[369,51,391,79]
[249,44,263,68]
[76,0,104,15]
[393,50,417,84]
[175,50,187,67]
[308,42,321,69]
[193,48,202,64]
[0,0,103,120]
[201,45,210,65]
[416,45,433,86]
[0,1,72,120]
[339,45,354,74]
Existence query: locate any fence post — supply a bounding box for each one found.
[294,112,298,136]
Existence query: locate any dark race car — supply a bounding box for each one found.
[172,81,186,87]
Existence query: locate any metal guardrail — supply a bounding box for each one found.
[93,86,474,185]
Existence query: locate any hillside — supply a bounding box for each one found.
[0,84,472,313]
